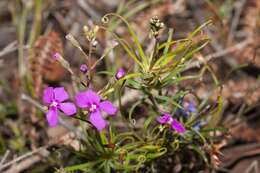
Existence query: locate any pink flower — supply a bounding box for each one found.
[43,87,76,127]
[157,113,186,133]
[75,90,117,131]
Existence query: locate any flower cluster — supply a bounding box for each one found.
[43,87,117,131]
[43,86,188,134]
[42,64,128,131]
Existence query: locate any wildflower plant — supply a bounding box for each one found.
[38,13,223,172]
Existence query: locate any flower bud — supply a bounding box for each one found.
[115,68,125,80]
[53,52,61,60]
[80,64,88,73]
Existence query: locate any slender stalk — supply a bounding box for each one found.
[28,0,43,46]
[17,3,30,83]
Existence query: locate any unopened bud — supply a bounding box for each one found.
[115,68,125,80]
[80,64,88,73]
[53,52,61,60]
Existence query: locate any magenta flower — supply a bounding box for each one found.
[115,68,125,80]
[43,87,76,127]
[158,114,186,133]
[75,90,117,131]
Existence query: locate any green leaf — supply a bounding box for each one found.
[63,161,99,172]
[128,99,143,125]
[155,95,183,109]
[189,20,212,38]
[158,38,189,50]
[104,13,148,70]
[208,96,224,128]
[117,73,142,83]
[189,144,209,165]
[127,79,142,89]
[181,39,210,62]
[143,113,156,132]
[110,34,143,68]
[140,145,161,151]
[146,147,167,159]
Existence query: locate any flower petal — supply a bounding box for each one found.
[59,102,76,116]
[89,111,107,131]
[46,108,58,127]
[100,101,117,115]
[53,87,69,102]
[187,102,197,113]
[43,87,54,104]
[75,90,100,108]
[75,92,89,108]
[84,90,100,103]
[171,119,186,133]
[157,114,171,124]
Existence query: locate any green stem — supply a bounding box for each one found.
[148,38,159,70]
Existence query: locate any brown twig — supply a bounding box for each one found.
[0,150,10,166]
[244,160,258,173]
[228,0,247,42]
[221,143,260,168]
[0,145,50,172]
[3,152,48,173]
[0,41,18,58]
[77,0,101,22]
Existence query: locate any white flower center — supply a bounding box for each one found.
[167,117,173,125]
[89,104,97,112]
[50,101,58,107]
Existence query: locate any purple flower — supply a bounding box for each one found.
[80,64,88,73]
[75,90,117,131]
[157,113,186,133]
[43,87,76,127]
[115,68,125,80]
[171,119,186,133]
[184,101,197,113]
[176,101,197,119]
